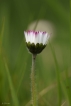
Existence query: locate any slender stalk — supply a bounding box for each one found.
[31,54,37,106]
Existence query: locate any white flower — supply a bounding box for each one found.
[24,31,50,45]
[24,31,50,54]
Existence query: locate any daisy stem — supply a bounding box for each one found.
[31,54,37,106]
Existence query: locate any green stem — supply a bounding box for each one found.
[31,54,37,106]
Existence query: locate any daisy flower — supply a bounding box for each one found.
[24,30,50,54]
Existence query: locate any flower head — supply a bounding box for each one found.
[24,31,50,54]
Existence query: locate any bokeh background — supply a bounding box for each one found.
[0,0,70,106]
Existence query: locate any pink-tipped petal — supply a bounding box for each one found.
[24,30,50,45]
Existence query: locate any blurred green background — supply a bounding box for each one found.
[0,0,70,106]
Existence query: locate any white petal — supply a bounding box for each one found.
[30,31,33,43]
[27,31,35,43]
[32,33,35,43]
[39,31,43,43]
[43,33,47,45]
[24,31,28,42]
[34,32,39,44]
[41,33,44,44]
[27,32,29,42]
[29,31,34,43]
[43,33,50,45]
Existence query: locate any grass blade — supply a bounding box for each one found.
[49,42,62,106]
[3,57,19,106]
